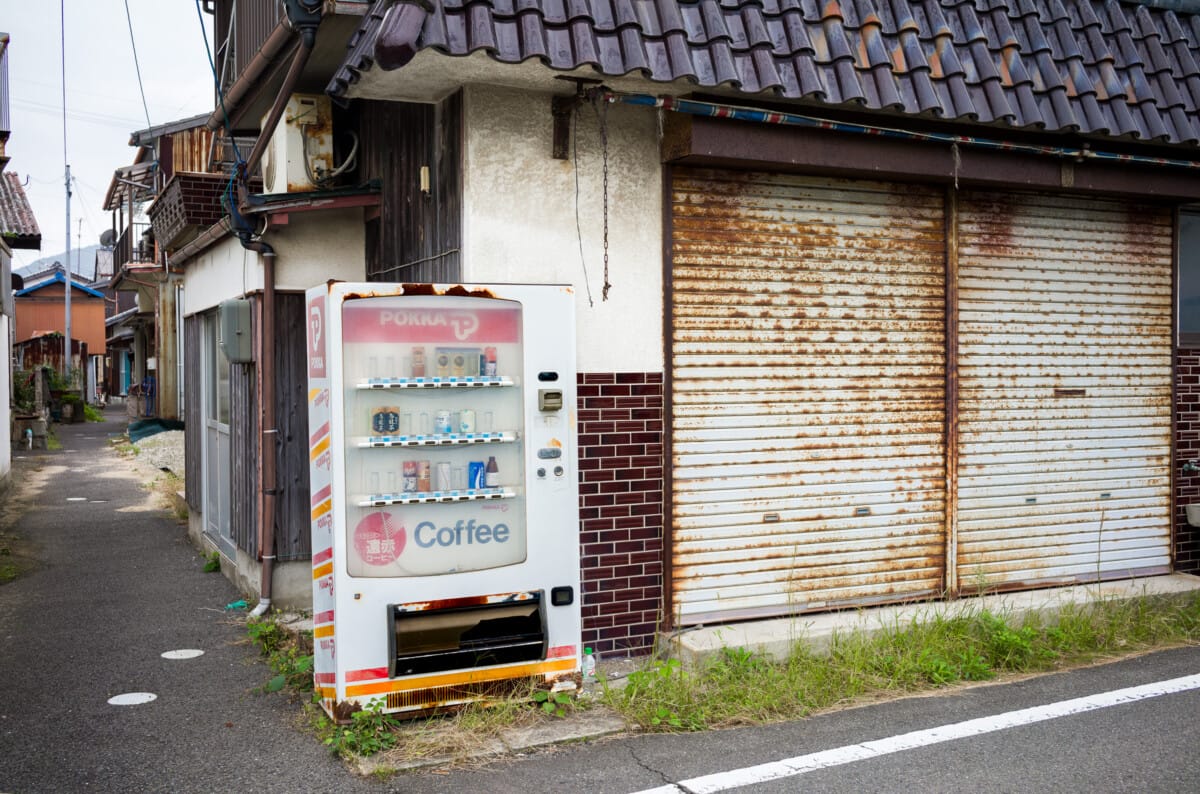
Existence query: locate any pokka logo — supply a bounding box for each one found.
[378,310,480,341]
[353,512,510,566]
[307,296,327,378]
[309,305,322,352]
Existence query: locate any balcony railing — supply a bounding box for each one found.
[114,222,156,270]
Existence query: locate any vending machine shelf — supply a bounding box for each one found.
[357,487,515,507]
[357,432,516,448]
[356,376,514,390]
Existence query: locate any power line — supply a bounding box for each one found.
[124,0,154,130]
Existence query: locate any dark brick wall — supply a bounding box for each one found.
[577,372,665,656]
[1177,349,1200,574]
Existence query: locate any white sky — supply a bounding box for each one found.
[3,0,214,271]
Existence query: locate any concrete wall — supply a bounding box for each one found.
[460,86,664,374]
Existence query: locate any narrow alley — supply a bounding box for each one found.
[0,409,367,791]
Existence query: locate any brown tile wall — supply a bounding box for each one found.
[577,372,664,655]
[1177,349,1200,574]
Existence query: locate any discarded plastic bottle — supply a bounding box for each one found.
[582,646,597,683]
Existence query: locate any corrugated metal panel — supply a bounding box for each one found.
[956,192,1173,589]
[670,168,946,624]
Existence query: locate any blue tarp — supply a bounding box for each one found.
[128,418,184,444]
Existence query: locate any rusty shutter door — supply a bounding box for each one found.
[670,168,946,625]
[956,192,1173,590]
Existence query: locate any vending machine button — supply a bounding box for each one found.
[536,468,547,478]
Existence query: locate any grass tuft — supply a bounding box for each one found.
[601,592,1200,732]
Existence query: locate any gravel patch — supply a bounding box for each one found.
[133,430,186,477]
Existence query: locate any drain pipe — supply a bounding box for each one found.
[232,6,319,618]
[247,241,278,618]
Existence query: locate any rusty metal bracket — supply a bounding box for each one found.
[551,77,602,160]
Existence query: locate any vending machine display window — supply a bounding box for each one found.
[341,295,527,578]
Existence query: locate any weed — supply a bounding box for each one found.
[532,689,574,717]
[83,404,104,422]
[247,615,314,695]
[203,552,221,573]
[325,700,402,757]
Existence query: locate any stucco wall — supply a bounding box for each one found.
[461,86,664,373]
[183,211,366,316]
[183,236,251,316]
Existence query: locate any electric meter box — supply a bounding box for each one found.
[218,298,254,363]
[305,282,582,719]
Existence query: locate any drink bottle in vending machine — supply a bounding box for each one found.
[305,283,581,719]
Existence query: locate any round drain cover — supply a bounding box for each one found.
[108,692,157,706]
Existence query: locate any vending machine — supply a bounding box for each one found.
[305,283,581,719]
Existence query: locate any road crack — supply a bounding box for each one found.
[627,743,696,794]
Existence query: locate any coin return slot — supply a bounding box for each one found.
[389,595,546,678]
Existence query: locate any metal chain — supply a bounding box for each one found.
[599,96,611,301]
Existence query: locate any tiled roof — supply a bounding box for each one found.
[330,0,1200,146]
[0,171,41,249]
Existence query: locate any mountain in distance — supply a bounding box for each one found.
[14,245,106,281]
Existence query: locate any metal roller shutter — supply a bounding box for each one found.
[956,192,1173,590]
[670,168,947,625]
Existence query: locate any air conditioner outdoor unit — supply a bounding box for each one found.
[260,93,333,194]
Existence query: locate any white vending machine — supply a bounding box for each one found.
[305,283,581,719]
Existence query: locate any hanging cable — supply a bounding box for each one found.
[124,0,154,131]
[195,0,244,166]
[572,102,595,308]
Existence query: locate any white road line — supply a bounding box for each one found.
[632,672,1200,794]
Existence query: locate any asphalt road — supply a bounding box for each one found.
[3,411,1199,793]
[0,411,370,793]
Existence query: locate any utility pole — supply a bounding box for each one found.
[64,163,72,381]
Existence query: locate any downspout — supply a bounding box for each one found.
[230,5,319,617]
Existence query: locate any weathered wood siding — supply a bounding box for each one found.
[231,357,258,557]
[274,292,311,562]
[184,315,202,512]
[360,93,462,283]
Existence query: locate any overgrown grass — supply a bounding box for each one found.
[601,592,1200,731]
[83,404,104,422]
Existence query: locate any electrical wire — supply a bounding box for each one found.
[572,103,595,308]
[195,0,243,165]
[124,0,154,131]
[195,0,246,242]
